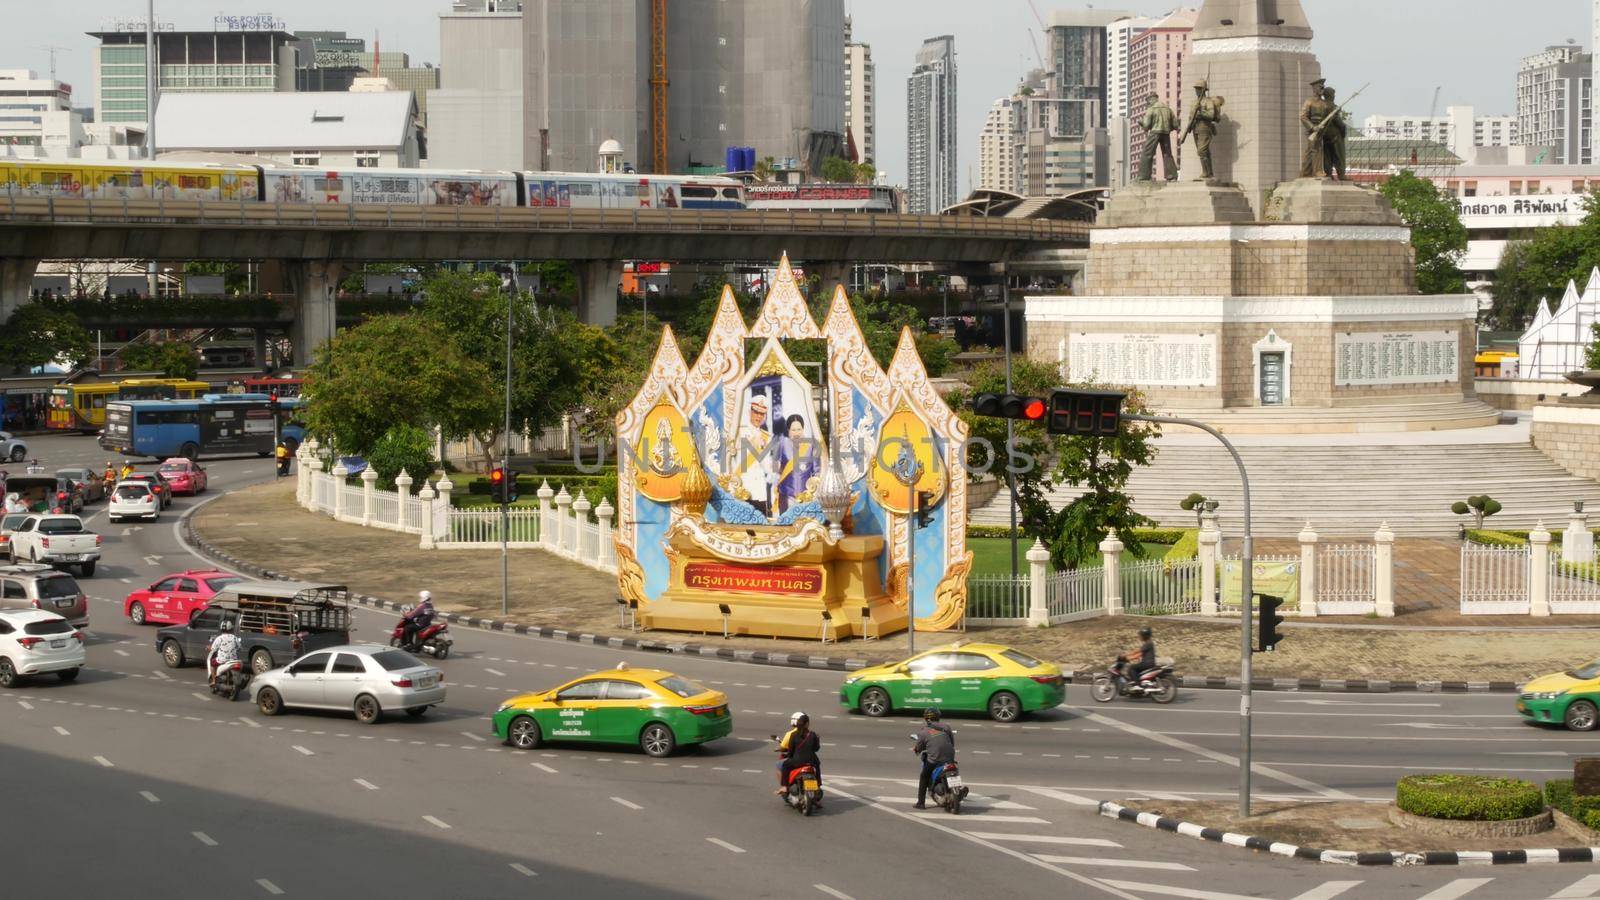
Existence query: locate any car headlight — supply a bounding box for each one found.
[1526,691,1566,700]
[842,677,859,685]
[497,702,513,712]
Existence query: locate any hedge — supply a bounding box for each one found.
[1395,774,1544,821]
[967,526,1187,544]
[1163,529,1200,567]
[1546,778,1576,817]
[1572,792,1600,823]
[1466,530,1531,548]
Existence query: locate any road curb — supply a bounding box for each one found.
[1098,801,1600,866]
[179,512,1521,690]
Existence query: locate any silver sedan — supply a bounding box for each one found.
[251,643,446,724]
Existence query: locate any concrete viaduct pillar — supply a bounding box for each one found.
[575,260,622,326]
[1,257,39,324]
[810,261,852,296]
[288,260,346,367]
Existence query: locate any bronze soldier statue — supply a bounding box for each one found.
[1180,79,1224,181]
[1137,92,1179,182]
[1321,85,1348,181]
[1299,78,1345,180]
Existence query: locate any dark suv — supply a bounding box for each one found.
[0,564,88,628]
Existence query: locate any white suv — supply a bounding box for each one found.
[109,481,161,522]
[0,609,85,686]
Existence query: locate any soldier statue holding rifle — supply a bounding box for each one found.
[1180,79,1225,181]
[1300,78,1358,180]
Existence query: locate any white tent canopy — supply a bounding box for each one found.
[1518,267,1600,378]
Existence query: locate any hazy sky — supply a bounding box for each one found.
[6,1,1592,191]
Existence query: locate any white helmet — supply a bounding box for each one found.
[418,590,431,602]
[789,711,807,726]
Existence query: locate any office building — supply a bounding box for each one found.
[907,34,957,213]
[845,16,876,164]
[1105,14,1158,124]
[0,69,81,151]
[1517,44,1592,165]
[293,32,441,126]
[154,90,422,168]
[521,0,844,175]
[1361,106,1516,160]
[429,0,524,170]
[88,24,299,129]
[1126,8,1197,182]
[979,95,1022,192]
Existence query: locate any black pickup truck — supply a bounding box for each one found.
[156,580,354,674]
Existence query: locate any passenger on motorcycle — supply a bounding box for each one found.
[206,620,241,689]
[401,591,436,649]
[1117,626,1157,685]
[775,711,822,801]
[913,707,956,809]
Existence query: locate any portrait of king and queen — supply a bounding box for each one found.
[727,359,821,518]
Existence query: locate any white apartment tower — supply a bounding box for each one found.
[845,16,876,165]
[1517,43,1592,165]
[978,96,1022,193]
[907,34,957,214]
[0,69,81,151]
[1105,14,1158,124]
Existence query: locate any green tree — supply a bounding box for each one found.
[855,161,877,185]
[753,156,777,182]
[121,341,200,380]
[820,156,857,183]
[1587,322,1600,370]
[0,303,93,373]
[1378,170,1468,295]
[364,423,437,489]
[1490,191,1600,331]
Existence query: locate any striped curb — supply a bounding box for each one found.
[180,512,1519,691]
[1098,801,1600,866]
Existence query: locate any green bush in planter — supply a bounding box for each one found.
[1586,809,1600,832]
[1546,778,1576,816]
[1395,774,1543,821]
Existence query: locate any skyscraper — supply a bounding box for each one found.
[1105,14,1158,125]
[429,0,524,170]
[1517,43,1592,165]
[907,34,957,213]
[1127,8,1197,182]
[844,16,876,165]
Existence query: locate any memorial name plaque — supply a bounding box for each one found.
[1068,333,1218,387]
[1334,331,1458,386]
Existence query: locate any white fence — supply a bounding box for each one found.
[1550,556,1600,614]
[965,575,1029,623]
[1047,566,1105,622]
[1459,543,1531,615]
[1318,544,1377,615]
[292,440,615,575]
[1122,558,1202,615]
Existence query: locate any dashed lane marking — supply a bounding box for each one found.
[139,791,159,803]
[354,779,379,791]
[484,668,506,677]
[255,878,284,895]
[532,763,557,774]
[238,717,261,728]
[814,886,854,900]
[52,725,69,736]
[705,838,745,853]
[292,745,313,756]
[94,755,114,767]
[509,863,536,877]
[461,731,486,742]
[422,815,451,830]
[611,797,643,811]
[193,831,218,847]
[17,700,32,710]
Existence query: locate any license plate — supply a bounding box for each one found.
[50,640,66,649]
[945,775,963,788]
[802,779,819,791]
[58,555,79,561]
[416,676,437,688]
[54,599,74,608]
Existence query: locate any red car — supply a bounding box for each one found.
[124,570,242,626]
[157,458,208,496]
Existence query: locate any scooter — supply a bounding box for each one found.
[211,659,252,701]
[772,735,824,816]
[928,760,968,814]
[1091,658,1178,704]
[389,616,453,659]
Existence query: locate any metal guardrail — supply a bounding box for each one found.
[0,195,1086,243]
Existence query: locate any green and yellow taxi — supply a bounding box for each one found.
[1518,659,1600,731]
[492,664,733,757]
[839,642,1066,722]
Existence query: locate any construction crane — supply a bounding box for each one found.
[1025,0,1049,70]
[649,0,668,174]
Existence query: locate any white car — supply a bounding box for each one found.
[0,609,85,687]
[109,481,161,522]
[0,431,25,463]
[252,644,446,724]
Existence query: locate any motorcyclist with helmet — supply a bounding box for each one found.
[775,711,822,803]
[1117,625,1158,686]
[401,590,436,650]
[206,619,242,690]
[913,707,955,809]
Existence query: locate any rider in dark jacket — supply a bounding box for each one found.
[913,707,956,809]
[776,712,822,800]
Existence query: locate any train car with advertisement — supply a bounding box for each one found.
[744,183,899,212]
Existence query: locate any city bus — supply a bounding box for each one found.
[100,395,304,460]
[244,375,305,399]
[46,378,212,433]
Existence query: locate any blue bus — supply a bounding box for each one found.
[100,394,305,460]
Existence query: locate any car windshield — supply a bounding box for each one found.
[1001,649,1044,669]
[39,577,81,599]
[23,618,73,635]
[2,514,26,530]
[370,649,422,671]
[37,519,82,534]
[1569,661,1600,680]
[657,675,709,698]
[205,576,242,593]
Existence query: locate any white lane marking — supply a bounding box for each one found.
[484,668,506,677]
[114,649,130,657]
[17,700,32,710]
[1031,855,1192,871]
[1412,880,1494,900]
[509,863,537,877]
[1099,881,1272,900]
[814,886,854,900]
[152,670,171,680]
[1085,711,1356,800]
[256,878,284,895]
[611,796,643,811]
[354,779,379,791]
[914,812,1050,824]
[461,731,486,742]
[238,717,261,728]
[966,833,1121,847]
[140,791,160,803]
[1277,699,1440,707]
[422,815,451,830]
[292,745,313,756]
[1286,882,1365,900]
[532,763,557,774]
[142,555,162,566]
[94,755,114,767]
[706,838,745,853]
[191,692,211,702]
[1551,875,1600,898]
[52,725,69,736]
[193,831,218,847]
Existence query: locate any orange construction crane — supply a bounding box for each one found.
[650,0,668,174]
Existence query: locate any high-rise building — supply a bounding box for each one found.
[907,34,957,213]
[0,70,81,151]
[1127,8,1197,182]
[1105,14,1158,125]
[429,0,524,170]
[88,24,300,129]
[1046,10,1128,140]
[844,16,876,165]
[521,0,845,175]
[1517,44,1592,165]
[979,96,1022,193]
[293,32,441,126]
[1361,106,1517,159]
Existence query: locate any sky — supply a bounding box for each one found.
[5,0,1593,192]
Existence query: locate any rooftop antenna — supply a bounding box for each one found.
[39,45,70,85]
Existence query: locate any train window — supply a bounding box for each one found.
[569,183,595,196]
[722,188,741,199]
[313,177,344,191]
[681,186,717,199]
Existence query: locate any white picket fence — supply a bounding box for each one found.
[1550,556,1600,614]
[444,508,542,545]
[1122,558,1202,615]
[1459,543,1531,615]
[1047,566,1106,622]
[1317,544,1378,615]
[965,574,1029,622]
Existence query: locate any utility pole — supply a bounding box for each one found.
[501,282,515,617]
[1001,264,1017,583]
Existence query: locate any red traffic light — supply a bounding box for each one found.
[490,468,505,483]
[1021,398,1046,421]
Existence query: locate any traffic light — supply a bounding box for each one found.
[1046,389,1125,437]
[489,467,508,504]
[1257,593,1286,652]
[505,470,518,503]
[971,393,1048,423]
[914,490,936,528]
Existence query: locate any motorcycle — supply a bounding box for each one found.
[211,659,252,701]
[1091,658,1178,704]
[389,614,453,659]
[772,734,824,816]
[911,733,968,814]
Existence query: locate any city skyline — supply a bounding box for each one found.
[4,0,1593,192]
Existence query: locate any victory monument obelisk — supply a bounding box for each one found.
[1026,0,1492,432]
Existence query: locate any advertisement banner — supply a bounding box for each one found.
[1219,559,1300,609]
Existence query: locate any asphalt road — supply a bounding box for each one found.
[7,433,1600,900]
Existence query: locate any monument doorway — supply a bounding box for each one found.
[1259,352,1286,406]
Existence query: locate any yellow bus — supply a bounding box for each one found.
[47,378,212,433]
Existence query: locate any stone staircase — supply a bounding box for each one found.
[970,440,1600,538]
[1154,398,1503,434]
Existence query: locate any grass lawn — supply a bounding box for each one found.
[967,536,1173,577]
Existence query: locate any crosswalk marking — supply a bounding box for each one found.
[872,795,1037,811]
[1030,855,1194,871]
[1287,882,1362,900]
[965,832,1121,848]
[913,812,1050,824]
[1414,880,1493,900]
[1100,881,1266,900]
[1552,875,1600,898]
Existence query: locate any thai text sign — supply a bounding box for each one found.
[1334,330,1458,386]
[683,562,822,596]
[1220,559,1300,609]
[1069,332,1217,387]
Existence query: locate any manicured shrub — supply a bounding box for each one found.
[1585,809,1600,832]
[1395,774,1543,821]
[1546,778,1575,816]
[1465,530,1527,548]
[1570,792,1600,822]
[1163,529,1200,568]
